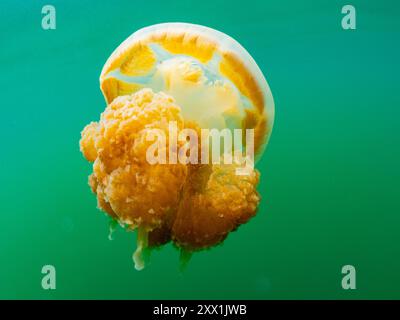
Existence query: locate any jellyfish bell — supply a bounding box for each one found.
[100,22,275,160]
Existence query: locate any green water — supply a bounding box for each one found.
[1,0,399,299]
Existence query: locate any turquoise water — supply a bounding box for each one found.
[0,0,399,299]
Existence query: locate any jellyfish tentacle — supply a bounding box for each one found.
[133,226,149,271]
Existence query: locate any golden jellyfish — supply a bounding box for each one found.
[80,23,274,270]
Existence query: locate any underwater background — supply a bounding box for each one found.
[0,0,399,299]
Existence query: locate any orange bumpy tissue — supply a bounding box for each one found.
[80,89,260,269]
